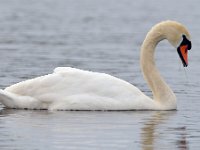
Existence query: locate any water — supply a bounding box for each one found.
[0,0,200,149]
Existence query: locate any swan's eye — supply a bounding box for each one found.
[177,35,192,67]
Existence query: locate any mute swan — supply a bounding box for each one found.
[0,21,192,111]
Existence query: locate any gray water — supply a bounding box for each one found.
[0,0,200,149]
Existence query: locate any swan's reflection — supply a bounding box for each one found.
[141,112,167,150]
[0,108,189,150]
[175,126,189,150]
[141,112,189,150]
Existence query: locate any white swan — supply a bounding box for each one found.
[0,21,192,111]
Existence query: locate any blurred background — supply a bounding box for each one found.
[0,0,199,150]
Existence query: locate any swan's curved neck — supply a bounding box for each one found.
[140,25,176,108]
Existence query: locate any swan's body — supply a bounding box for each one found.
[0,21,191,110]
[0,67,156,110]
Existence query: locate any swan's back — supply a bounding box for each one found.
[4,67,153,110]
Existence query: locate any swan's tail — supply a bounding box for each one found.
[0,89,39,109]
[0,89,18,108]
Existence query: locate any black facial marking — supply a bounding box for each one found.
[181,35,192,50]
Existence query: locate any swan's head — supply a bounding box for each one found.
[159,21,192,67]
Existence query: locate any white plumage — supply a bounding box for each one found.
[0,67,154,110]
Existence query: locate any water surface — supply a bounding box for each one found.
[0,0,200,149]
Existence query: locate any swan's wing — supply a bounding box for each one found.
[3,67,152,110]
[53,67,144,98]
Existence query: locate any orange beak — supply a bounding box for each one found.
[177,44,189,67]
[180,45,188,66]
